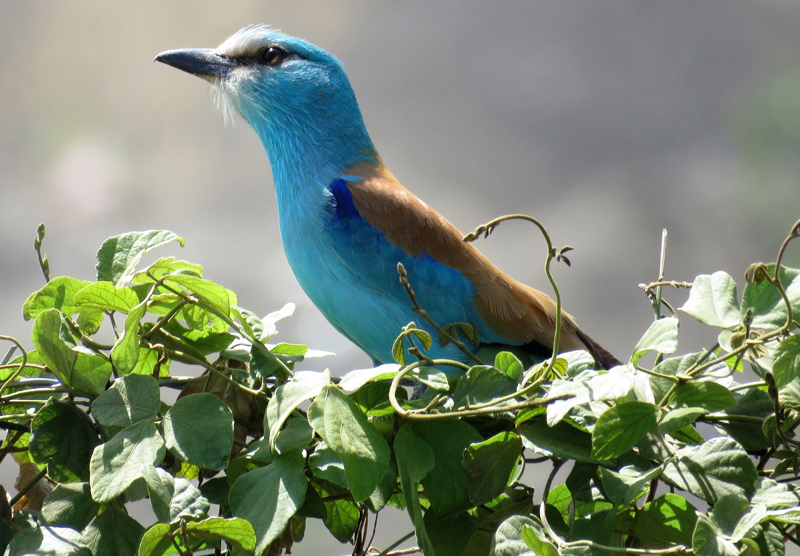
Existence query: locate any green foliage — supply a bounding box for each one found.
[1,222,799,556]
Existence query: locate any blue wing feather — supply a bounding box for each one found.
[323,178,508,354]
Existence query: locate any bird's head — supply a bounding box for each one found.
[155,25,377,177]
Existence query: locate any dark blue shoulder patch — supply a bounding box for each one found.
[328,179,362,227]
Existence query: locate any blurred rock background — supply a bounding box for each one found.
[1,1,800,554]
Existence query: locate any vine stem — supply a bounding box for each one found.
[769,218,800,334]
[387,359,572,419]
[539,459,565,547]
[8,466,48,507]
[654,229,668,320]
[464,213,567,381]
[563,540,689,555]
[375,530,417,556]
[397,263,485,366]
[151,274,294,380]
[0,336,28,398]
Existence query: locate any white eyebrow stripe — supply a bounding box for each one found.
[216,24,278,58]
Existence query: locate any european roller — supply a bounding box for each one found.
[155,25,619,369]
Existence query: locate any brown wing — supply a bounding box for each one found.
[344,161,619,368]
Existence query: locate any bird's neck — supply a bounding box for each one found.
[244,94,380,212]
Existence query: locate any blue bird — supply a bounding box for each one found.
[155,25,619,369]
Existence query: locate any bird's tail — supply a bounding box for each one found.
[575,329,622,370]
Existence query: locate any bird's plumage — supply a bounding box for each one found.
[155,25,620,369]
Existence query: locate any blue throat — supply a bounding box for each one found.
[239,79,379,212]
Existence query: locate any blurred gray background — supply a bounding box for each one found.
[2,1,800,554]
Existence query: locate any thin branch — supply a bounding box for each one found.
[397,263,485,366]
[8,466,48,507]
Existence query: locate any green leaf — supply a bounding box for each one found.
[600,464,663,506]
[394,424,436,556]
[671,380,736,411]
[30,399,99,482]
[76,309,105,335]
[161,274,234,318]
[650,352,727,405]
[71,350,113,396]
[519,418,599,464]
[132,257,203,282]
[452,365,517,408]
[22,276,91,320]
[741,264,800,329]
[731,505,769,544]
[463,432,522,506]
[412,366,450,391]
[308,478,360,543]
[495,352,524,382]
[392,324,433,365]
[693,513,739,556]
[90,419,166,503]
[309,444,348,488]
[41,483,100,530]
[136,523,173,556]
[349,381,406,417]
[162,393,234,470]
[592,402,658,459]
[96,230,184,285]
[658,407,705,434]
[752,478,800,508]
[259,302,296,341]
[111,301,147,375]
[338,364,400,392]
[426,512,480,556]
[185,517,256,554]
[265,370,330,448]
[662,437,758,503]
[366,457,398,513]
[163,322,234,356]
[547,365,636,425]
[228,449,306,555]
[440,321,481,347]
[774,335,800,389]
[634,493,697,548]
[274,416,314,453]
[490,515,538,556]
[143,466,210,524]
[129,347,170,377]
[307,385,390,502]
[91,374,160,427]
[81,506,144,556]
[32,308,76,380]
[710,492,748,535]
[746,523,784,556]
[632,317,679,363]
[520,524,558,556]
[680,272,741,328]
[717,387,774,451]
[6,523,91,556]
[407,420,482,517]
[73,282,139,313]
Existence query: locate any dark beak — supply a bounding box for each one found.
[154,48,235,81]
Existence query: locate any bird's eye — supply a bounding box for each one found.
[260,46,286,66]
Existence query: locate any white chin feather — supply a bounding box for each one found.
[209,80,239,126]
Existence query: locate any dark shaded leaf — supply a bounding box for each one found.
[81,506,144,556]
[463,432,522,506]
[162,393,234,470]
[30,399,99,482]
[592,402,658,460]
[228,449,306,555]
[308,385,390,502]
